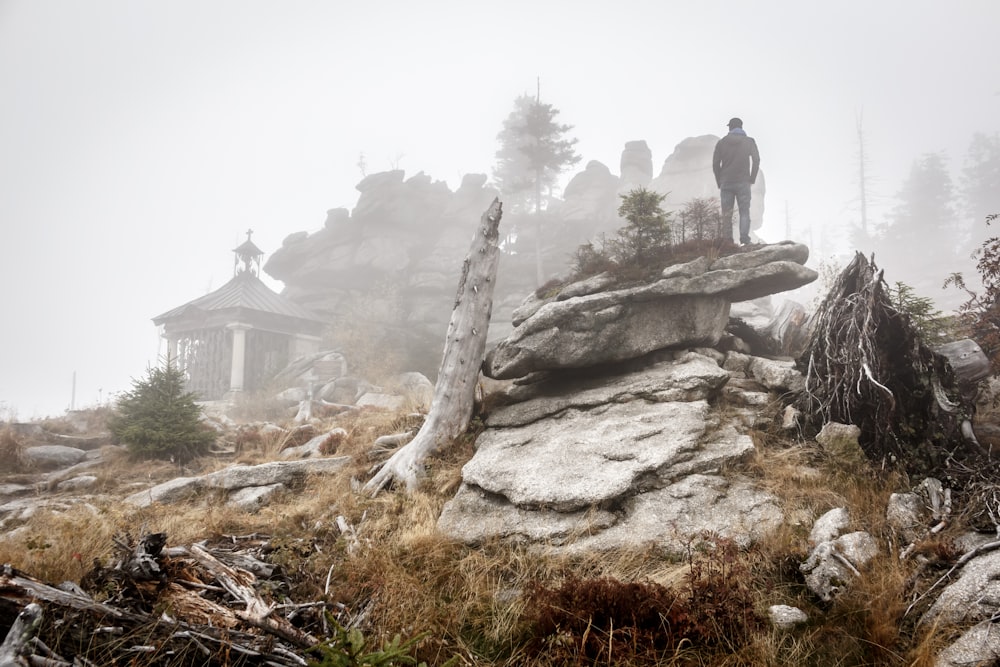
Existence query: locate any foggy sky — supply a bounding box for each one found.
[1,0,997,417]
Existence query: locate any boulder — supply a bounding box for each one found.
[935,620,1000,667]
[227,484,285,512]
[55,475,98,492]
[356,393,405,411]
[769,605,809,631]
[921,549,1000,627]
[125,457,350,508]
[439,351,783,553]
[389,372,434,408]
[22,445,87,470]
[489,352,731,428]
[485,243,816,379]
[485,293,729,380]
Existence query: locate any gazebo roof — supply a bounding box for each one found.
[153,271,323,330]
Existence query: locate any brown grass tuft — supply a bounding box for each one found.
[0,426,27,473]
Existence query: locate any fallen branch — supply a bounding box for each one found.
[0,602,42,666]
[188,544,319,648]
[0,564,134,621]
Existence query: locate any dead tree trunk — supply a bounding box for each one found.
[365,199,503,494]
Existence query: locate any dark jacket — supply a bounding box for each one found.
[713,130,760,187]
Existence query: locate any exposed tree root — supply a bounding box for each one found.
[796,252,1000,529]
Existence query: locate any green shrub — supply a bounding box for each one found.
[609,186,673,268]
[946,213,1000,366]
[887,281,953,341]
[108,360,215,462]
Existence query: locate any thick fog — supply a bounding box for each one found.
[1,0,997,418]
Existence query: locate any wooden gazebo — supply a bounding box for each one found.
[153,231,325,400]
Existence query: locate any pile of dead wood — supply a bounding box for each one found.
[0,532,331,666]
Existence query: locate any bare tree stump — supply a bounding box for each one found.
[365,199,503,494]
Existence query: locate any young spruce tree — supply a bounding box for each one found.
[612,186,673,268]
[109,359,214,462]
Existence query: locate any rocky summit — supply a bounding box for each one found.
[441,242,817,552]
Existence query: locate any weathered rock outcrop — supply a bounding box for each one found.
[124,457,350,510]
[484,242,816,379]
[438,242,819,553]
[438,350,786,552]
[264,137,767,376]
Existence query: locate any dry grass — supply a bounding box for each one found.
[0,399,982,666]
[0,426,26,473]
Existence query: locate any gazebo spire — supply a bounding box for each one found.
[233,229,264,277]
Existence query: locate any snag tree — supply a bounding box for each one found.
[365,199,504,494]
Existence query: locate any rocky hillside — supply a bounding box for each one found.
[2,243,998,666]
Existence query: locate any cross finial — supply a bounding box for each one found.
[246,229,254,241]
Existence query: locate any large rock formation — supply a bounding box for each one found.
[484,242,815,379]
[438,242,815,553]
[439,350,787,552]
[264,137,765,377]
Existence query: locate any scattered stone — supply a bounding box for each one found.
[816,422,864,460]
[810,507,851,545]
[769,604,808,630]
[886,492,925,544]
[356,393,405,411]
[747,357,805,392]
[781,404,801,430]
[227,483,285,512]
[800,531,878,602]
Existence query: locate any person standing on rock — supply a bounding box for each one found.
[713,117,760,246]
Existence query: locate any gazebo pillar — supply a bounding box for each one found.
[165,335,183,370]
[227,323,252,395]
